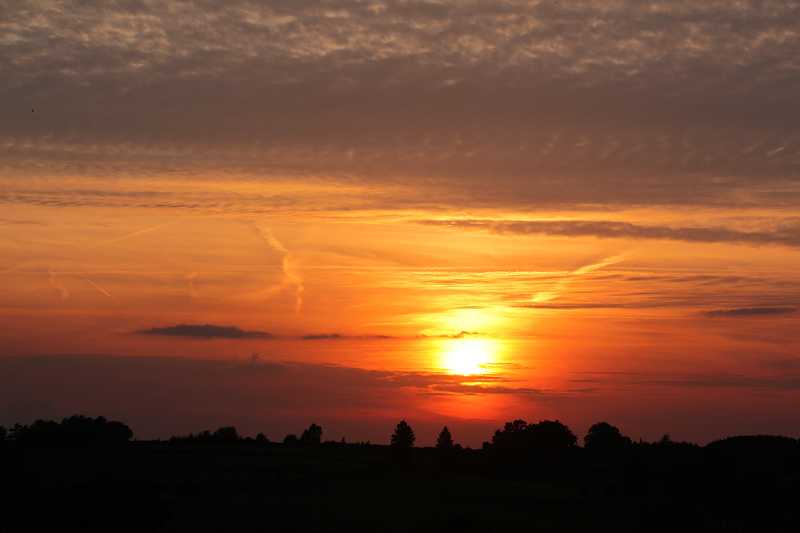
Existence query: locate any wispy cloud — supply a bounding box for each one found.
[135,323,486,341]
[185,272,199,299]
[47,268,69,301]
[100,223,170,247]
[572,370,800,392]
[3,1,800,209]
[83,278,113,300]
[703,307,796,318]
[531,254,627,305]
[419,219,800,248]
[251,224,304,313]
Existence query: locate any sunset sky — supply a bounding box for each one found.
[2,0,800,446]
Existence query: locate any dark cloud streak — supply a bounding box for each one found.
[703,307,797,318]
[419,219,800,248]
[137,324,274,339]
[136,324,483,341]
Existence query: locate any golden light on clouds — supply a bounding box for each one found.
[2,0,800,444]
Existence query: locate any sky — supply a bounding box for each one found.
[2,0,800,446]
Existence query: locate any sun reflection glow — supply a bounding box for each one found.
[440,338,500,375]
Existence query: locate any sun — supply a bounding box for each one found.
[440,338,497,376]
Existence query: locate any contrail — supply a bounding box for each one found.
[571,254,627,276]
[531,254,627,304]
[252,224,304,313]
[84,278,114,299]
[41,224,170,302]
[100,223,169,247]
[48,268,70,301]
[186,272,199,298]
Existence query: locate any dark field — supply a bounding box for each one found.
[4,437,800,533]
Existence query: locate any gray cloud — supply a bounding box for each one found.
[4,354,798,445]
[419,218,800,248]
[0,354,565,443]
[300,333,397,340]
[572,370,800,391]
[704,307,797,318]
[136,324,484,341]
[3,1,800,208]
[137,324,274,339]
[301,333,345,340]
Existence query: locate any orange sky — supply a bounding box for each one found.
[2,1,800,445]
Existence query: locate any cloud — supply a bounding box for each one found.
[427,383,554,397]
[519,302,654,310]
[529,254,626,304]
[47,268,69,301]
[185,272,199,299]
[83,278,113,299]
[137,324,274,339]
[572,371,800,392]
[300,333,398,340]
[4,354,799,445]
[251,224,304,313]
[301,333,344,340]
[419,219,800,248]
[2,1,800,209]
[135,324,482,341]
[0,354,571,443]
[420,331,483,339]
[704,307,797,318]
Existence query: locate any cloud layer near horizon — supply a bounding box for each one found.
[0,354,567,444]
[2,354,799,444]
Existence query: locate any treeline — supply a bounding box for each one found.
[166,419,635,451]
[4,415,798,460]
[5,415,798,532]
[1,415,132,447]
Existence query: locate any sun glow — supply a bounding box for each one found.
[440,338,500,375]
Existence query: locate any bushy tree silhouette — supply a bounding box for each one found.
[491,419,576,453]
[436,426,454,450]
[255,432,269,443]
[300,423,323,446]
[283,434,299,446]
[212,426,240,442]
[11,415,133,447]
[584,422,632,453]
[491,419,529,450]
[528,420,577,451]
[391,420,415,448]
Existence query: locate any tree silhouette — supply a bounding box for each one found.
[491,419,576,453]
[391,420,415,448]
[584,422,632,453]
[283,434,299,446]
[527,420,577,452]
[0,425,6,441]
[436,426,454,450]
[255,432,269,444]
[300,423,323,446]
[11,415,133,447]
[491,419,529,450]
[212,426,239,442]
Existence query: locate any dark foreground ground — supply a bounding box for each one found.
[3,438,799,532]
